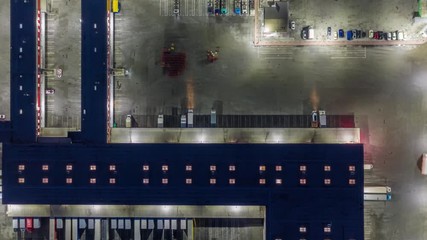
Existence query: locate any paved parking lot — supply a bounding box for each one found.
[289,0,417,39]
[258,0,423,45]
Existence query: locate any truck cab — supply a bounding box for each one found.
[180,115,187,128]
[112,0,120,13]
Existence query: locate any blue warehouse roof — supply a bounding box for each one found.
[2,143,364,239]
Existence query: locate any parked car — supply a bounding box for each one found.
[339,29,344,38]
[384,32,389,40]
[301,29,307,40]
[356,30,361,38]
[327,27,331,37]
[290,20,295,30]
[392,31,397,40]
[352,29,357,39]
[333,31,338,40]
[46,89,55,95]
[362,31,366,38]
[378,31,384,40]
[397,31,403,40]
[387,32,392,40]
[347,30,353,40]
[369,30,374,39]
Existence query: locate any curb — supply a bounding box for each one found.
[253,39,427,47]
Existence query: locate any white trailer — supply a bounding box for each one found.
[364,186,391,194]
[421,153,427,175]
[157,114,164,128]
[319,110,326,127]
[364,194,391,201]
[187,109,194,128]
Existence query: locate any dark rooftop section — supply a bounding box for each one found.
[264,1,289,33]
[2,143,364,239]
[80,0,108,144]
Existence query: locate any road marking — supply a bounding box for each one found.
[330,56,366,59]
[259,54,294,60]
[330,47,366,59]
[257,48,294,60]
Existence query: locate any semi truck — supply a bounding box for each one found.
[210,109,217,127]
[221,0,227,14]
[181,115,187,128]
[364,186,392,194]
[234,0,241,14]
[214,0,221,15]
[364,194,392,201]
[125,115,132,128]
[241,0,248,14]
[112,0,120,13]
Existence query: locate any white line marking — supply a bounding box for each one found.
[330,56,366,59]
[262,57,294,60]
